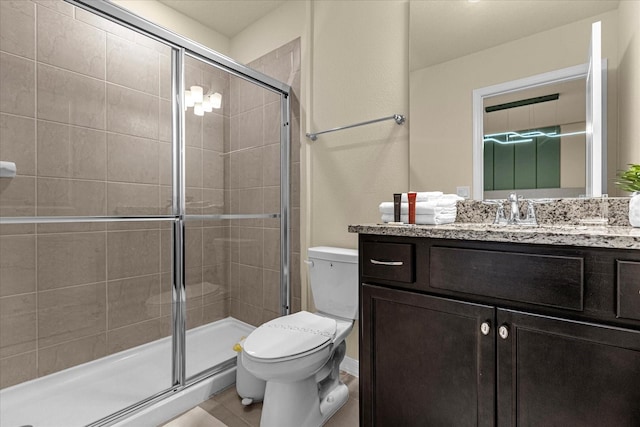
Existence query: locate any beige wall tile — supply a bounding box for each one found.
[230,76,264,116]
[107,274,162,329]
[37,121,106,180]
[0,53,35,117]
[263,186,280,228]
[263,228,280,271]
[107,182,160,216]
[262,143,280,187]
[107,33,158,95]
[230,299,261,327]
[37,178,106,217]
[0,293,36,358]
[0,176,35,217]
[107,133,159,185]
[203,149,224,190]
[38,333,107,377]
[0,224,35,236]
[0,350,36,389]
[107,229,160,280]
[202,189,224,215]
[160,54,171,101]
[238,227,263,268]
[159,99,172,143]
[185,110,203,148]
[0,114,36,176]
[37,232,106,290]
[185,147,203,188]
[37,5,105,79]
[230,108,262,151]
[106,318,165,355]
[238,188,264,215]
[158,142,172,186]
[0,234,36,297]
[74,7,136,42]
[202,300,228,324]
[38,282,107,348]
[203,112,225,152]
[0,1,35,59]
[263,101,281,144]
[106,84,159,139]
[203,226,229,267]
[33,0,73,17]
[185,226,203,269]
[238,264,262,308]
[238,147,263,189]
[262,268,280,313]
[203,265,229,305]
[37,64,106,129]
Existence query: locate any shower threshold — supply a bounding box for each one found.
[1,317,254,427]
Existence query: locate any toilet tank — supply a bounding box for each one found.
[307,246,359,320]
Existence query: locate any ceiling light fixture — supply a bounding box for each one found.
[184,85,222,116]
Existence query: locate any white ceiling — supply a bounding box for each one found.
[157,0,286,38]
[410,0,620,71]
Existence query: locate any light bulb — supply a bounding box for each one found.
[185,90,194,108]
[190,85,203,103]
[202,98,213,112]
[210,92,222,109]
[194,103,204,116]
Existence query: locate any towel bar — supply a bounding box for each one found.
[306,114,405,141]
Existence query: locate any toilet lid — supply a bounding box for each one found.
[243,311,337,360]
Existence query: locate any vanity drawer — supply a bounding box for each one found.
[429,246,584,311]
[618,261,640,322]
[361,242,415,283]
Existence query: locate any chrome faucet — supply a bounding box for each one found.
[484,192,542,226]
[507,192,521,224]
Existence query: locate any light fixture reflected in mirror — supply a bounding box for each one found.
[184,85,222,115]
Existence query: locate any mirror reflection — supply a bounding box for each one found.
[482,79,586,199]
[409,0,638,199]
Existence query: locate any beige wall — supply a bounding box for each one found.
[410,10,619,196]
[617,0,640,172]
[112,0,230,54]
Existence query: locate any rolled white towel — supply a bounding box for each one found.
[381,213,456,225]
[379,200,460,215]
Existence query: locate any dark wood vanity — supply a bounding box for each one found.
[354,227,640,427]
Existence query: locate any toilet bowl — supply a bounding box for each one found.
[240,246,358,427]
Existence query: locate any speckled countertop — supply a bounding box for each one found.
[351,197,640,249]
[348,223,640,250]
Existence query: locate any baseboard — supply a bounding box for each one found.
[340,356,359,378]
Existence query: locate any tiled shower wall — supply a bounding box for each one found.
[225,39,302,327]
[0,0,300,389]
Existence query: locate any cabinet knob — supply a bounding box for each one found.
[480,322,491,335]
[499,325,510,340]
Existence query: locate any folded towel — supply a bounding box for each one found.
[381,213,456,225]
[400,192,443,203]
[379,199,461,215]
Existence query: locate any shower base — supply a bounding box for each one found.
[0,317,254,427]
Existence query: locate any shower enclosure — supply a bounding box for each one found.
[0,1,298,425]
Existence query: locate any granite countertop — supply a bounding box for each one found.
[348,223,640,250]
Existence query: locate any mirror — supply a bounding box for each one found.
[476,70,588,200]
[409,0,637,199]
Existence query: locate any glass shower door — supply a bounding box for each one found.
[182,53,287,381]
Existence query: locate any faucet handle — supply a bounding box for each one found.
[482,199,507,224]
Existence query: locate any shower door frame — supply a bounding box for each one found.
[0,0,292,425]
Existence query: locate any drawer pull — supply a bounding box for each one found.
[370,259,404,266]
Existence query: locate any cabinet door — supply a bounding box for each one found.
[361,284,495,427]
[497,309,640,426]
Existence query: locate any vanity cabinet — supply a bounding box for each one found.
[359,234,640,427]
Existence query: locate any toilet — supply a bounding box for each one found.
[241,246,359,427]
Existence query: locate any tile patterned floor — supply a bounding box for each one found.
[163,372,358,427]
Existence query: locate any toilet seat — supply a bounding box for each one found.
[244,311,337,361]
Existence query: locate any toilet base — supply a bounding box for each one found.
[258,378,349,427]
